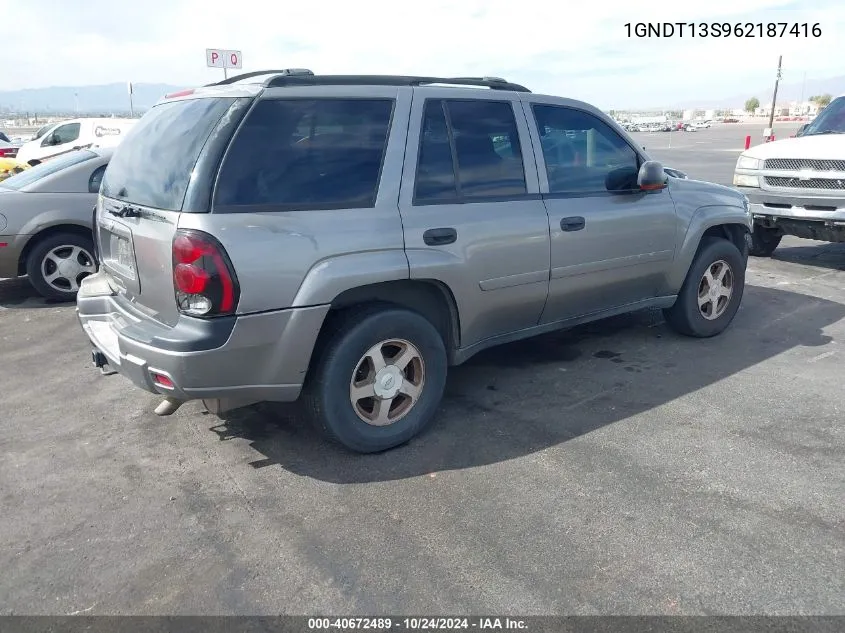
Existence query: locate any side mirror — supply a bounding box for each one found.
[638,161,667,191]
[796,124,809,137]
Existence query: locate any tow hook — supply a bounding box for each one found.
[154,397,185,416]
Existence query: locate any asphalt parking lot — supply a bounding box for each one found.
[1,124,843,616]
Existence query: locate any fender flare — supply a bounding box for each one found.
[668,205,751,291]
[291,249,410,307]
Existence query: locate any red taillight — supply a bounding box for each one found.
[174,263,210,294]
[172,230,239,317]
[0,147,16,157]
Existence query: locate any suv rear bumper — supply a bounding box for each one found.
[76,272,328,403]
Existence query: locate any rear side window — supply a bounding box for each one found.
[101,97,237,211]
[414,99,527,203]
[88,164,107,193]
[214,98,394,211]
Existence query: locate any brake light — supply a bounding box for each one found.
[172,230,239,317]
[165,88,196,99]
[0,147,16,157]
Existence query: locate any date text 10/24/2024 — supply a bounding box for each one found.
[625,22,821,38]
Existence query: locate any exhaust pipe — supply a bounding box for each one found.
[154,397,185,416]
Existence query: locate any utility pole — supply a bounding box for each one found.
[799,71,806,107]
[767,55,783,131]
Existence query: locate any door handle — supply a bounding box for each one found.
[560,216,586,232]
[423,227,458,245]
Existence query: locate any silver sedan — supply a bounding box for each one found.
[0,148,112,301]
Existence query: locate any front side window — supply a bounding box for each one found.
[532,105,639,194]
[214,98,394,210]
[43,123,81,147]
[414,99,527,203]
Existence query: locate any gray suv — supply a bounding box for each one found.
[77,70,753,453]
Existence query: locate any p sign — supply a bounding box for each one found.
[206,48,242,69]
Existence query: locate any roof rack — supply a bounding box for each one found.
[206,68,315,87]
[263,74,531,92]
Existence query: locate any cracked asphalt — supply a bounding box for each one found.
[1,125,843,615]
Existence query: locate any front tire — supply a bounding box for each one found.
[749,225,782,257]
[26,232,97,301]
[302,305,448,453]
[663,237,746,338]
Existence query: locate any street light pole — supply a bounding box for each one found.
[767,55,783,131]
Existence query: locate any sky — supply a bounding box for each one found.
[4,0,845,109]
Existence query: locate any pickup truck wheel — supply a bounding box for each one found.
[302,306,448,453]
[749,225,782,257]
[25,232,97,301]
[663,237,745,338]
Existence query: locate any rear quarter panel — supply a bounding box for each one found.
[665,178,752,293]
[2,192,96,236]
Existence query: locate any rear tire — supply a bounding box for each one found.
[749,225,782,257]
[302,305,448,453]
[26,232,96,301]
[663,237,745,338]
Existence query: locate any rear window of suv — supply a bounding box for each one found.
[213,98,394,211]
[101,97,237,211]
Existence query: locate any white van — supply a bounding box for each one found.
[15,118,136,165]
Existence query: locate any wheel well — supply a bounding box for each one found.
[702,223,748,256]
[327,280,461,358]
[17,224,92,276]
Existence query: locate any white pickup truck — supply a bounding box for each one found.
[733,94,845,256]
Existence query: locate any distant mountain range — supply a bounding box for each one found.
[1,74,844,114]
[0,83,185,114]
[674,75,845,109]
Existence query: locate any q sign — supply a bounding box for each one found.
[206,48,243,69]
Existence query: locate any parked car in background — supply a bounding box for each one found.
[734,94,845,256]
[0,148,112,300]
[0,157,29,180]
[0,131,22,158]
[77,70,752,453]
[15,118,134,165]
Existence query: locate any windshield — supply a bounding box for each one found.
[0,149,96,191]
[802,97,845,135]
[101,97,237,211]
[33,124,55,140]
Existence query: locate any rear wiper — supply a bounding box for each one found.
[108,205,141,218]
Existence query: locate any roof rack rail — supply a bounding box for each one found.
[263,74,531,92]
[206,68,315,87]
